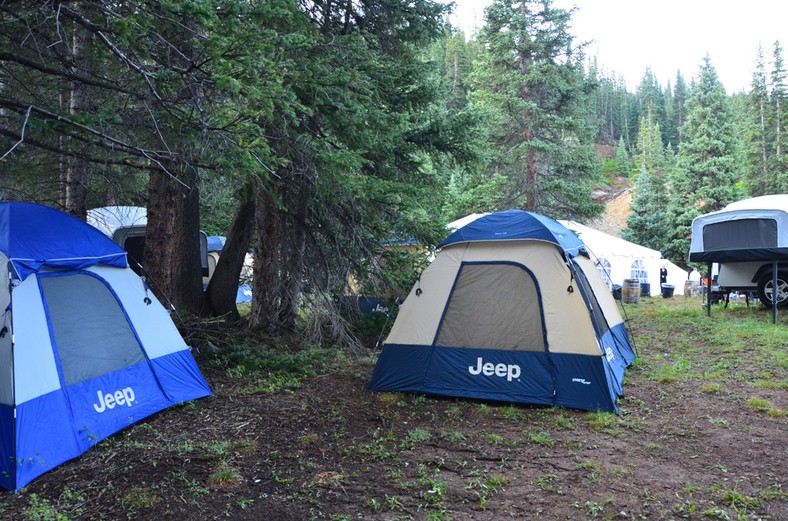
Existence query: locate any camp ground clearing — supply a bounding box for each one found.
[0,297,784,520]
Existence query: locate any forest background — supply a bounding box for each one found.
[0,0,786,347]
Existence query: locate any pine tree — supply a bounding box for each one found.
[467,0,602,218]
[745,44,772,195]
[623,114,668,251]
[664,56,741,261]
[615,136,631,177]
[666,71,689,147]
[622,164,669,252]
[769,40,787,190]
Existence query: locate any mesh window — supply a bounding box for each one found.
[435,263,545,352]
[572,261,611,339]
[703,218,778,250]
[40,273,146,386]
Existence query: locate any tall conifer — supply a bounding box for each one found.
[664,57,741,261]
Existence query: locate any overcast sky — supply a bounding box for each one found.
[448,0,787,93]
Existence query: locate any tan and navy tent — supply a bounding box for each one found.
[369,210,635,412]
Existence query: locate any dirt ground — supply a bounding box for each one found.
[1,297,786,520]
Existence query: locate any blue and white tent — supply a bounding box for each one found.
[0,202,211,491]
[369,210,635,412]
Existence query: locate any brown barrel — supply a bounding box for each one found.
[622,279,640,304]
[683,280,694,297]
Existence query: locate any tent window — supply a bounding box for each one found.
[596,257,613,289]
[573,261,611,339]
[703,218,777,251]
[435,263,545,352]
[630,260,648,282]
[40,273,146,387]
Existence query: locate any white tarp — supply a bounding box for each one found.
[559,220,688,295]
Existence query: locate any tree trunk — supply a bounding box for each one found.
[63,19,90,218]
[145,164,206,315]
[278,191,307,330]
[206,191,256,319]
[249,193,283,333]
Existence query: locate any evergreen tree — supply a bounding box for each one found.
[636,68,666,144]
[769,41,787,190]
[664,56,741,261]
[466,0,602,218]
[615,136,631,177]
[623,114,668,251]
[622,164,669,252]
[745,44,772,195]
[664,71,688,148]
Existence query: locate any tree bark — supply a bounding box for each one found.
[206,190,256,319]
[145,164,206,315]
[63,15,91,218]
[249,193,283,333]
[278,191,307,330]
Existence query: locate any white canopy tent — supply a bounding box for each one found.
[559,220,688,296]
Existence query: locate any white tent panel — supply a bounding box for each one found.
[11,275,62,404]
[560,220,688,295]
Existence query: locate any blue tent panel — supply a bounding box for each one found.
[207,236,226,253]
[438,210,586,256]
[551,353,616,412]
[0,203,127,280]
[369,344,618,411]
[11,352,210,490]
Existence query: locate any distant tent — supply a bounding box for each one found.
[369,210,636,412]
[0,202,211,491]
[559,220,688,295]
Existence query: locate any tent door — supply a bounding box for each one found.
[434,262,547,352]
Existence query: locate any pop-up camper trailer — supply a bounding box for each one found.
[369,210,636,412]
[0,202,212,491]
[690,194,788,308]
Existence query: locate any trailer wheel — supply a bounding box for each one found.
[757,271,788,308]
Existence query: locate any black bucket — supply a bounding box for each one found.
[661,283,675,298]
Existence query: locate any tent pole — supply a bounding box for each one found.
[772,261,778,325]
[706,262,712,317]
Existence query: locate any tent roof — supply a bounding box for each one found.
[0,202,127,280]
[723,194,788,212]
[559,220,663,260]
[439,210,586,256]
[207,235,226,252]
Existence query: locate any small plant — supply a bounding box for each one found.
[22,493,67,521]
[701,382,725,394]
[747,397,771,412]
[533,474,560,493]
[210,466,243,488]
[440,431,466,444]
[299,433,320,446]
[486,433,504,444]
[404,427,431,448]
[707,417,730,427]
[703,506,732,520]
[553,413,575,430]
[528,431,556,447]
[118,485,160,510]
[585,500,604,517]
